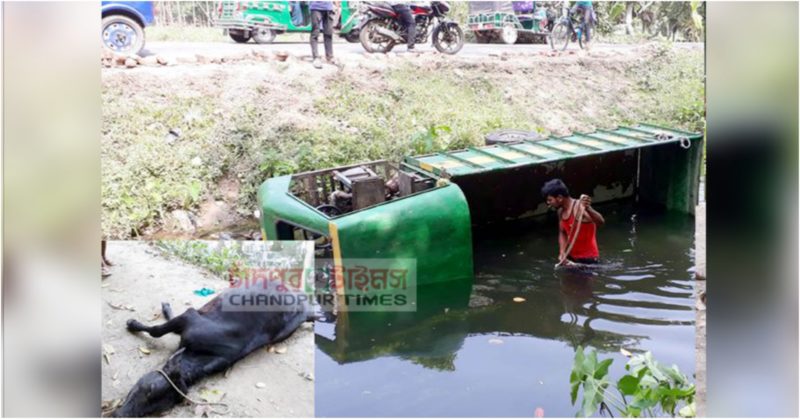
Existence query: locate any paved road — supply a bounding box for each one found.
[142,39,702,60]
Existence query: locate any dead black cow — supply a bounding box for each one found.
[109,283,313,417]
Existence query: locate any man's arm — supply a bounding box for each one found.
[579,195,605,226]
[558,229,568,260]
[557,209,567,259]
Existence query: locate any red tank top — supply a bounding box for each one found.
[560,202,599,259]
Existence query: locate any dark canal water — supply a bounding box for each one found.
[315,203,697,417]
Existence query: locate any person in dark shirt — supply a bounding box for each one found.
[391,2,416,51]
[310,1,335,68]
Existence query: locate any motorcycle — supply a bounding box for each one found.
[358,1,464,54]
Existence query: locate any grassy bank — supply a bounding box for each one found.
[102,44,704,239]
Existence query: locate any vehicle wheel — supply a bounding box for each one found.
[359,19,395,53]
[101,14,145,55]
[549,21,570,51]
[252,27,276,44]
[432,24,464,54]
[316,204,342,217]
[229,30,251,43]
[499,23,518,44]
[474,32,490,44]
[485,129,543,146]
[344,30,360,43]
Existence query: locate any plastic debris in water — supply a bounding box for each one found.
[513,297,526,303]
[194,287,215,297]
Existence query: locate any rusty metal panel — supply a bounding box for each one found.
[352,177,385,210]
[452,151,638,226]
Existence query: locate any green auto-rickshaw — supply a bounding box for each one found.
[214,1,362,44]
[467,1,554,44]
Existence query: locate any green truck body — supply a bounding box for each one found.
[259,160,474,295]
[258,124,704,304]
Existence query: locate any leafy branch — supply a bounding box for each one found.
[570,346,696,417]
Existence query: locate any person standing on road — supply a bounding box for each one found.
[310,1,335,68]
[570,1,595,45]
[391,2,416,51]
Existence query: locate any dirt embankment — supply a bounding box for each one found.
[102,43,704,239]
[100,242,314,417]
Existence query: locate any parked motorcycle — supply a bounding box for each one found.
[358,1,464,54]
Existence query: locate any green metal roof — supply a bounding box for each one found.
[404,123,702,178]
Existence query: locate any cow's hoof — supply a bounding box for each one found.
[161,302,173,320]
[126,319,142,332]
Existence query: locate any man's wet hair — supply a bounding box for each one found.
[541,179,569,198]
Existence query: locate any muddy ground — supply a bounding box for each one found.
[100,241,314,417]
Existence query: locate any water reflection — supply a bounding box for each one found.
[315,281,472,369]
[316,203,696,416]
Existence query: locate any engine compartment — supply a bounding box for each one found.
[289,160,437,217]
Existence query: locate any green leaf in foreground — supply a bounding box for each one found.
[569,347,695,417]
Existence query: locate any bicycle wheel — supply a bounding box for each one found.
[549,21,570,51]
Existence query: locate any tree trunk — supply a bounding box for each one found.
[625,2,634,35]
[165,1,174,25]
[202,1,212,26]
[177,1,183,26]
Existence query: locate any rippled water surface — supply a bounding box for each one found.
[316,203,697,417]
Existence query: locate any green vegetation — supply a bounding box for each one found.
[102,91,224,237]
[594,1,705,42]
[626,42,706,133]
[154,240,312,288]
[570,346,695,417]
[102,46,704,238]
[155,240,247,279]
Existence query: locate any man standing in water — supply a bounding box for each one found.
[541,179,604,265]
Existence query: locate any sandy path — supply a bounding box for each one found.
[138,40,703,61]
[100,241,314,417]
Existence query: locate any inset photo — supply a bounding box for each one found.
[101,240,315,417]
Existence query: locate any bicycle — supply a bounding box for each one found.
[548,9,591,51]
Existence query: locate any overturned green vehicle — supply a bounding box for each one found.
[214,1,361,44]
[258,123,703,303]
